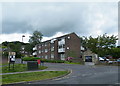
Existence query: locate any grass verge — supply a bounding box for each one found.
[2,64,48,73]
[2,71,69,84]
[64,61,84,65]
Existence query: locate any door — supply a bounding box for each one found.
[85,56,92,62]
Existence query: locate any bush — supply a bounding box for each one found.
[22,57,65,63]
[22,57,40,61]
[40,59,65,63]
[15,53,22,58]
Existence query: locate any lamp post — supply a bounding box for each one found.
[22,35,25,43]
[21,35,25,63]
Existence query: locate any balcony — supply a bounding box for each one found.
[58,38,65,45]
[33,52,37,55]
[58,48,65,53]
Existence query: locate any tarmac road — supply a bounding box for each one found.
[26,63,119,84]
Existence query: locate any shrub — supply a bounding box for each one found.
[22,57,40,61]
[40,59,65,63]
[22,57,65,63]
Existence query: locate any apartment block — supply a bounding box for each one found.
[33,32,81,60]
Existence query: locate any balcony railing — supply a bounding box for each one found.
[58,39,65,45]
[58,48,65,53]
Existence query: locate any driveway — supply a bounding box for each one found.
[24,63,119,84]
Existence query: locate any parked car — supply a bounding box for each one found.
[99,57,109,61]
[99,57,105,61]
[117,58,120,63]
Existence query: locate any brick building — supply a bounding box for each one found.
[33,32,81,60]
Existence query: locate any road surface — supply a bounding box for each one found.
[25,63,119,84]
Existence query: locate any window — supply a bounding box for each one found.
[42,56,44,58]
[58,45,62,49]
[51,46,54,51]
[39,46,41,48]
[42,50,44,53]
[45,43,47,46]
[58,44,65,49]
[60,54,65,60]
[39,50,41,54]
[45,49,48,53]
[45,55,48,59]
[51,54,54,58]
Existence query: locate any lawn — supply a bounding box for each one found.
[2,63,48,73]
[64,61,84,65]
[2,71,69,84]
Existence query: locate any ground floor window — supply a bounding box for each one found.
[60,54,65,60]
[51,54,54,59]
[45,55,48,59]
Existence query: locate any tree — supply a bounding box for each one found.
[24,43,33,55]
[109,48,120,59]
[29,30,43,46]
[81,34,118,57]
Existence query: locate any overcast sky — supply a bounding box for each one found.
[0,1,118,45]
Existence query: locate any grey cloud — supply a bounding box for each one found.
[2,2,117,37]
[2,20,34,34]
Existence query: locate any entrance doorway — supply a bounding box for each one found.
[85,56,92,62]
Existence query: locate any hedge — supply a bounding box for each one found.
[22,57,65,63]
[22,57,40,61]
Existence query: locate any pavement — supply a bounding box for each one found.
[1,60,120,85]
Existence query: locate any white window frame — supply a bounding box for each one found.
[39,50,41,54]
[39,46,41,48]
[60,54,65,60]
[51,54,54,59]
[45,55,48,59]
[45,49,48,53]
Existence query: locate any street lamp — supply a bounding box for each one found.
[22,35,25,43]
[21,35,25,63]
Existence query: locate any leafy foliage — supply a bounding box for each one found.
[22,57,65,63]
[2,41,32,58]
[81,34,118,57]
[22,57,40,61]
[109,48,120,58]
[29,30,43,46]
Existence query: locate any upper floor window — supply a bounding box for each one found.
[42,44,44,46]
[45,43,47,46]
[39,45,41,48]
[42,50,44,53]
[39,50,41,54]
[45,49,48,53]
